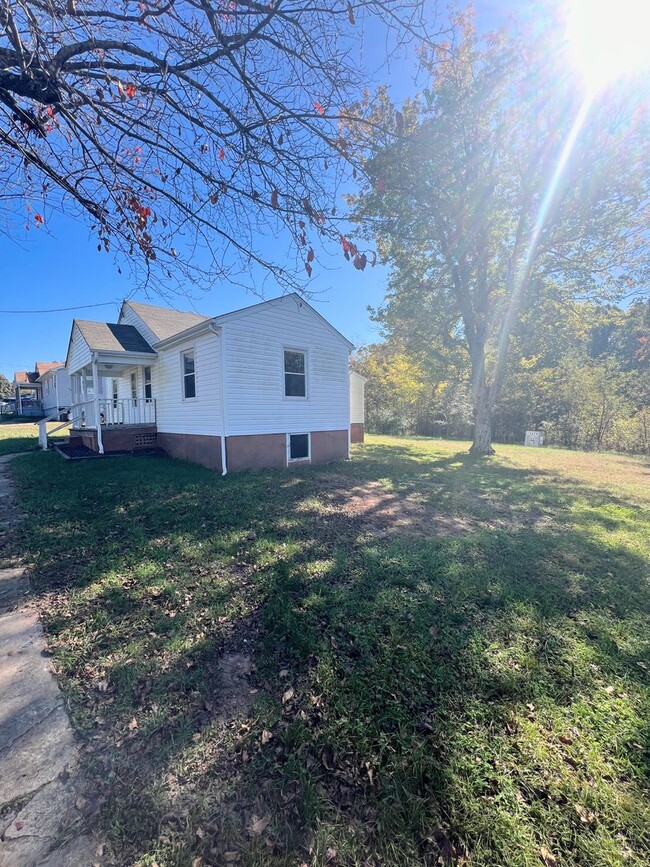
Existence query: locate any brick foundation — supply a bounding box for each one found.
[157,432,222,471]
[310,429,349,463]
[350,423,365,444]
[226,433,286,472]
[77,425,157,453]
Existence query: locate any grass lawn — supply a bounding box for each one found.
[0,418,69,455]
[6,436,650,867]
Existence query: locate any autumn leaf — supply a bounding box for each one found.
[219,148,225,160]
[313,102,325,115]
[261,729,273,744]
[271,189,279,209]
[248,814,271,836]
[305,261,312,278]
[539,845,557,867]
[429,625,438,638]
[125,83,137,99]
[353,252,367,271]
[307,248,315,263]
[128,717,138,730]
[347,2,356,25]
[282,686,295,703]
[34,214,44,225]
[223,853,240,863]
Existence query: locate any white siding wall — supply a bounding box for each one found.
[154,332,223,435]
[349,371,365,424]
[55,368,72,407]
[66,325,91,374]
[42,375,57,414]
[223,299,350,436]
[118,303,159,347]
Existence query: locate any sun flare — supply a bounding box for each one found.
[568,0,650,89]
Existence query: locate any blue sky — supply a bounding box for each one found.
[0,1,515,380]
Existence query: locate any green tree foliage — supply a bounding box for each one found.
[350,11,648,453]
[0,373,12,398]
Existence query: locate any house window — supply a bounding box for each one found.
[131,371,138,405]
[288,433,310,461]
[144,366,152,400]
[284,349,306,398]
[182,350,196,398]
[112,378,119,408]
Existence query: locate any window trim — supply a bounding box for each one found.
[282,347,308,400]
[143,366,153,401]
[130,370,138,406]
[181,347,197,400]
[287,432,311,463]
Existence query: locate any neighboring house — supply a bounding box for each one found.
[63,294,364,472]
[13,362,66,416]
[349,370,366,443]
[40,365,72,419]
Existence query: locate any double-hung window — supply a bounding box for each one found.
[284,349,307,398]
[130,371,138,406]
[144,366,153,401]
[182,350,196,398]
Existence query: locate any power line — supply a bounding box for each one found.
[0,302,118,314]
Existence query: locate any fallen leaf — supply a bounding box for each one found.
[604,685,615,694]
[223,854,240,864]
[282,687,294,704]
[261,729,273,744]
[558,734,574,745]
[326,847,338,863]
[321,745,335,771]
[249,814,271,836]
[429,625,438,638]
[540,845,557,867]
[128,717,138,730]
[15,821,24,831]
[574,803,595,824]
[279,669,289,678]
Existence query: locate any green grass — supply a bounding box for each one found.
[0,419,70,456]
[6,436,650,867]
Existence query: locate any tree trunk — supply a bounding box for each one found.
[469,389,495,455]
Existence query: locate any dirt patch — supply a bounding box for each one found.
[312,475,474,538]
[214,653,256,722]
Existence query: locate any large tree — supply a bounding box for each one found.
[350,13,649,453]
[0,0,437,292]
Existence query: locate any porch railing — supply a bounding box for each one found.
[71,398,156,428]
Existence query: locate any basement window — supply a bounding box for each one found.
[288,433,310,462]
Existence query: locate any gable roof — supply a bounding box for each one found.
[121,300,209,342]
[14,370,37,384]
[211,293,354,350]
[74,320,156,354]
[35,361,63,377]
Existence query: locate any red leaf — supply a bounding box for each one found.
[271,189,279,209]
[307,247,314,263]
[305,261,312,277]
[347,2,356,25]
[219,148,225,160]
[46,106,54,117]
[313,102,325,116]
[125,83,136,99]
[353,253,367,271]
[34,214,44,224]
[15,822,24,830]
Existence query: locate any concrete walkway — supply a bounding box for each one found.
[0,454,99,866]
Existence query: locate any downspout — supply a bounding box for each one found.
[346,363,352,460]
[91,353,104,455]
[218,324,228,476]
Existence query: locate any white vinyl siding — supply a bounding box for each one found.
[349,371,365,424]
[66,324,92,374]
[154,332,223,435]
[223,297,350,436]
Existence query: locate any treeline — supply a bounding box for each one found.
[354,298,650,454]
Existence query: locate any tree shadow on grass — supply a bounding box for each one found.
[6,449,650,866]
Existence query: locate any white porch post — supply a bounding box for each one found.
[92,355,104,454]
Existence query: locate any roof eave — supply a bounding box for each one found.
[154,319,220,350]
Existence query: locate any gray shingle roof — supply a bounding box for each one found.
[125,301,208,341]
[75,321,156,354]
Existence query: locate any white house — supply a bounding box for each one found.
[62,294,364,472]
[40,365,72,419]
[349,370,366,443]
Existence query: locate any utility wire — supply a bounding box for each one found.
[0,303,118,314]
